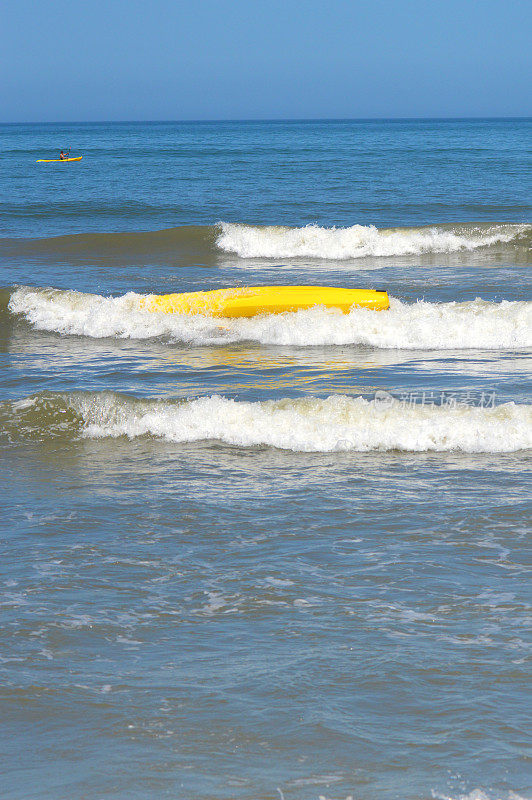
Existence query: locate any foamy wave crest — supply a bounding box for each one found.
[216,222,530,259]
[9,287,532,350]
[432,790,530,800]
[2,393,531,452]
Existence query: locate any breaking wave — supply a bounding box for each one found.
[2,392,531,453]
[1,222,530,267]
[431,791,531,800]
[216,222,531,259]
[8,286,532,350]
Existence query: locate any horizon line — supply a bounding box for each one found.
[1,115,531,126]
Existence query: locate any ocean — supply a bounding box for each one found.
[0,119,531,800]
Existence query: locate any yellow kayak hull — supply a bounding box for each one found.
[36,156,83,162]
[141,286,389,318]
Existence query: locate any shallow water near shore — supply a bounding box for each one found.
[0,119,531,800]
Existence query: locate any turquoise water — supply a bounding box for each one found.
[0,119,531,800]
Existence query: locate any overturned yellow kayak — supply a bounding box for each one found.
[141,286,389,318]
[36,156,83,163]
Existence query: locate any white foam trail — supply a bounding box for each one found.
[75,393,531,452]
[432,790,530,800]
[216,222,530,259]
[9,287,532,350]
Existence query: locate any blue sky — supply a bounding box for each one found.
[2,0,531,121]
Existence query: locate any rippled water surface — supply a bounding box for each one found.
[0,119,531,800]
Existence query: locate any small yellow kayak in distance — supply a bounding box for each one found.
[36,156,83,163]
[141,286,389,318]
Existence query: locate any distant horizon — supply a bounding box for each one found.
[2,115,531,126]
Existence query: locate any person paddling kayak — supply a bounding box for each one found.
[36,152,82,163]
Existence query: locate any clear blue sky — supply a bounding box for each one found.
[2,0,531,121]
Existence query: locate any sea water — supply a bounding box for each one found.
[0,119,531,800]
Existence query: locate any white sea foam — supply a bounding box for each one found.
[9,287,532,350]
[318,794,529,800]
[432,790,530,800]
[216,222,530,259]
[74,393,531,453]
